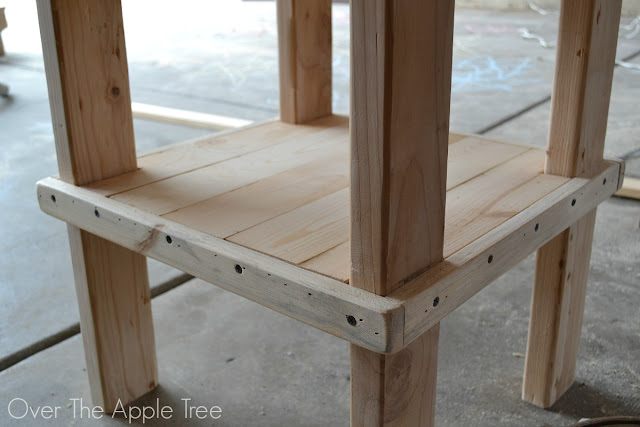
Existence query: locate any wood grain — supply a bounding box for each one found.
[36,0,157,412]
[277,0,332,123]
[524,0,622,408]
[349,1,454,425]
[38,177,405,354]
[350,0,454,296]
[615,176,640,200]
[38,161,623,356]
[392,162,621,346]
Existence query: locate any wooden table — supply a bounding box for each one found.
[36,0,624,425]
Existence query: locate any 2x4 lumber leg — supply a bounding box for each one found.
[277,0,332,124]
[349,0,454,425]
[351,325,439,427]
[524,211,596,407]
[523,0,622,408]
[36,0,158,411]
[69,227,158,411]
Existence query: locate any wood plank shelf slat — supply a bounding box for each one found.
[37,115,623,354]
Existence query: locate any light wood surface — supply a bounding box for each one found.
[524,0,622,409]
[277,0,332,124]
[131,102,252,130]
[615,176,640,200]
[391,161,621,346]
[348,1,454,425]
[37,159,621,355]
[82,116,568,283]
[38,177,405,354]
[36,0,157,412]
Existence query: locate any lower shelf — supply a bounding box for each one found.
[37,115,623,354]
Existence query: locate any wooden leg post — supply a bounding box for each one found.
[523,0,622,408]
[349,1,454,425]
[36,0,157,412]
[277,0,332,124]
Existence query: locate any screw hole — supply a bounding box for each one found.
[94,209,100,218]
[535,223,539,232]
[359,319,363,322]
[488,254,494,264]
[51,195,56,203]
[347,315,357,326]
[433,297,440,307]
[166,236,172,244]
[308,292,312,296]
[571,199,576,206]
[235,264,243,274]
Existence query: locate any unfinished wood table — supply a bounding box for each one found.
[36,0,625,425]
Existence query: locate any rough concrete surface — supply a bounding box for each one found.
[0,1,638,426]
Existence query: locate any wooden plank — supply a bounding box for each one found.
[112,119,348,215]
[38,177,405,354]
[446,138,528,190]
[36,0,156,412]
[296,149,557,284]
[615,176,640,200]
[87,115,346,197]
[228,188,349,265]
[300,241,349,282]
[277,0,332,124]
[131,102,252,130]
[444,149,556,256]
[391,161,621,346]
[164,151,348,238]
[524,0,622,408]
[349,0,454,425]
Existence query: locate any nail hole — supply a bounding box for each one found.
[235,264,243,274]
[535,223,539,232]
[347,315,357,326]
[359,319,363,322]
[603,178,607,185]
[488,254,494,264]
[308,292,312,296]
[433,296,440,307]
[111,86,120,96]
[374,332,379,335]
[94,209,100,218]
[166,236,172,244]
[51,195,56,203]
[571,199,576,206]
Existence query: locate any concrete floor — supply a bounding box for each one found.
[0,1,639,425]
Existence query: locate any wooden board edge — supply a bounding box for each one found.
[392,160,622,345]
[615,176,640,200]
[36,177,404,354]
